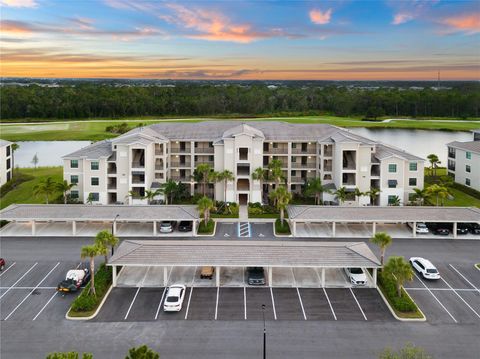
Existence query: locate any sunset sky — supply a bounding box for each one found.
[1,0,479,80]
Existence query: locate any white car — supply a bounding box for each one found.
[163,284,186,312]
[407,222,429,234]
[344,267,367,286]
[159,221,174,233]
[409,257,440,280]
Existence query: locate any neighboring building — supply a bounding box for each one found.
[62,121,424,206]
[447,130,480,192]
[0,140,13,187]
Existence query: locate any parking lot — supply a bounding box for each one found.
[94,286,393,322]
[404,263,480,324]
[0,260,82,322]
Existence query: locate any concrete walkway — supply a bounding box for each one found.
[239,205,248,221]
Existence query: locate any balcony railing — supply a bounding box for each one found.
[264,148,288,155]
[195,147,214,154]
[171,161,191,167]
[132,178,145,184]
[170,147,191,154]
[155,150,164,156]
[323,150,333,157]
[107,167,117,174]
[155,164,164,171]
[448,164,456,171]
[291,162,316,169]
[290,176,307,182]
[107,183,117,190]
[195,160,214,166]
[171,175,190,182]
[448,151,456,159]
[131,161,145,168]
[291,148,317,154]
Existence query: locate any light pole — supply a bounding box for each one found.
[111,214,119,256]
[262,304,266,359]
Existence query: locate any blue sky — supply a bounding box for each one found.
[1,0,479,79]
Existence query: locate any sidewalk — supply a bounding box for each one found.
[239,205,248,221]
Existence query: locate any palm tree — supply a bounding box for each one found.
[197,196,214,226]
[95,230,119,264]
[427,154,441,177]
[268,159,284,188]
[411,187,428,206]
[426,184,450,206]
[56,180,76,204]
[354,187,365,203]
[269,185,292,226]
[142,188,163,205]
[252,167,267,201]
[124,190,138,205]
[80,244,101,296]
[126,345,159,359]
[367,187,381,206]
[334,186,348,205]
[161,179,178,204]
[370,232,392,266]
[388,195,401,206]
[217,170,234,202]
[33,177,57,204]
[87,193,96,205]
[384,256,414,297]
[195,163,212,196]
[305,178,329,205]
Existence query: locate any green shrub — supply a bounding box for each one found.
[451,182,480,200]
[248,207,263,216]
[46,352,93,359]
[378,271,416,312]
[125,345,159,359]
[275,219,291,235]
[70,264,112,313]
[198,219,215,234]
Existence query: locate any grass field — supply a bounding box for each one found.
[1,115,479,141]
[0,167,63,209]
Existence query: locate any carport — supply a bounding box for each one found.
[0,204,199,237]
[107,240,382,288]
[287,206,480,239]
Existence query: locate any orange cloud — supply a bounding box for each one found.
[441,13,480,34]
[0,0,37,8]
[309,9,332,25]
[392,13,415,25]
[0,20,33,33]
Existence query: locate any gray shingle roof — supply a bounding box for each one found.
[62,140,110,159]
[108,240,381,268]
[447,141,480,154]
[374,143,424,161]
[287,205,480,223]
[0,204,199,221]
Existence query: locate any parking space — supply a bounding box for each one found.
[404,263,480,324]
[250,223,274,238]
[215,223,237,238]
[0,260,81,322]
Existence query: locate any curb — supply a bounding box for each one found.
[475,264,480,272]
[273,222,292,238]
[376,286,426,322]
[196,221,217,237]
[66,284,113,321]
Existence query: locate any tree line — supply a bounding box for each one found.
[1,83,479,120]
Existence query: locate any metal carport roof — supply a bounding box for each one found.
[0,204,199,221]
[107,240,381,268]
[287,206,480,223]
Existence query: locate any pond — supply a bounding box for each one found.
[14,141,91,168]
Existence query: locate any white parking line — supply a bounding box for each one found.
[154,288,167,320]
[296,288,307,320]
[0,262,16,277]
[349,288,367,321]
[404,287,478,292]
[323,288,337,320]
[0,262,38,300]
[5,262,60,320]
[413,273,457,323]
[32,291,58,321]
[449,264,480,294]
[0,286,58,290]
[243,286,247,320]
[124,287,141,320]
[214,286,219,320]
[270,287,277,320]
[440,277,480,319]
[184,287,194,320]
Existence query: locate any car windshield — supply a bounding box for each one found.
[418,224,427,228]
[426,269,438,274]
[166,296,179,302]
[350,268,363,274]
[161,223,171,227]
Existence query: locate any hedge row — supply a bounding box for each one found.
[378,271,417,312]
[275,219,291,235]
[451,182,480,200]
[70,264,112,313]
[198,219,215,234]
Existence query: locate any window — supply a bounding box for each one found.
[292,156,296,163]
[70,159,78,168]
[466,178,471,186]
[291,170,297,176]
[91,161,99,170]
[292,143,296,149]
[6,158,11,169]
[466,152,471,160]
[91,177,99,186]
[409,162,417,171]
[466,165,471,173]
[388,180,397,188]
[70,190,79,199]
[90,192,99,201]
[6,146,10,156]
[388,164,397,173]
[409,178,417,186]
[273,143,278,148]
[388,195,397,205]
[209,155,214,161]
[70,175,79,184]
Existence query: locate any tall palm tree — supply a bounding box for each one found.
[217,170,234,202]
[142,188,163,205]
[161,179,178,205]
[195,163,212,196]
[354,187,365,203]
[305,178,329,205]
[80,244,101,296]
[268,159,284,188]
[384,256,414,297]
[197,196,214,226]
[33,177,57,204]
[370,232,392,266]
[95,230,119,264]
[334,186,348,205]
[367,187,381,206]
[426,184,450,206]
[56,180,76,204]
[252,167,267,201]
[411,187,428,206]
[269,185,292,226]
[427,154,441,177]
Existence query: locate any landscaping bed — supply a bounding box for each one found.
[198,219,215,235]
[211,201,239,219]
[274,219,291,235]
[68,264,112,318]
[248,202,281,219]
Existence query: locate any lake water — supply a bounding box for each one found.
[11,128,473,168]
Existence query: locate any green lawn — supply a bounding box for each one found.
[2,115,479,141]
[0,167,63,209]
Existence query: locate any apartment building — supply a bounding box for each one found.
[62,121,424,206]
[0,140,13,187]
[447,130,480,191]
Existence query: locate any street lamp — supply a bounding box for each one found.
[111,214,119,256]
[262,304,266,359]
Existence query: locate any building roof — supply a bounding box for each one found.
[374,143,424,161]
[108,240,381,268]
[447,141,480,154]
[222,123,265,139]
[0,139,13,147]
[0,204,199,221]
[62,140,110,159]
[287,205,480,223]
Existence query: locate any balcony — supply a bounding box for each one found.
[237,164,250,176]
[107,182,117,190]
[264,143,288,155]
[155,164,164,171]
[131,161,145,168]
[171,143,191,154]
[238,148,249,161]
[342,173,356,186]
[323,145,333,157]
[342,150,356,170]
[171,161,191,168]
[195,159,214,167]
[107,164,117,175]
[290,176,307,183]
[448,151,456,159]
[237,179,250,191]
[194,147,214,154]
[291,162,316,169]
[171,175,190,182]
[132,175,145,184]
[323,159,333,172]
[448,164,456,171]
[292,147,316,155]
[370,165,380,177]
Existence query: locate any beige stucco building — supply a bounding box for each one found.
[447,130,480,192]
[0,140,13,187]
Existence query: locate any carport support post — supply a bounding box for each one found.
[268,267,272,287]
[112,266,117,287]
[453,222,457,239]
[373,268,377,288]
[163,266,168,286]
[372,222,376,235]
[153,221,157,236]
[192,221,197,236]
[216,266,220,287]
[31,220,36,236]
[321,268,326,288]
[332,222,336,237]
[72,220,76,236]
[292,221,296,236]
[112,221,117,235]
[412,221,416,238]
